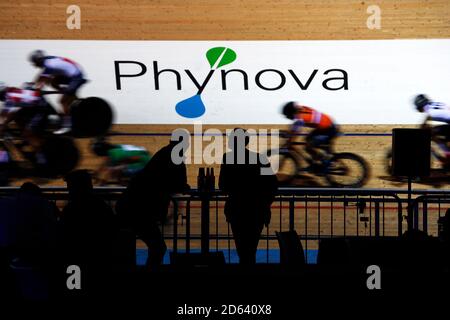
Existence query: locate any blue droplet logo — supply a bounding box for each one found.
[174,47,237,119]
[175,94,206,118]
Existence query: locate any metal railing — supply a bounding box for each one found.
[1,186,448,264]
[167,188,405,263]
[411,193,450,236]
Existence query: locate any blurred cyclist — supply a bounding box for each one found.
[0,82,54,150]
[282,101,339,162]
[91,137,152,184]
[414,94,450,167]
[29,50,87,134]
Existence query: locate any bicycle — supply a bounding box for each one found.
[267,131,370,187]
[37,88,114,138]
[0,127,80,186]
[0,88,114,185]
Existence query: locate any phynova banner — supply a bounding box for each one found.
[0,40,450,124]
[114,46,347,119]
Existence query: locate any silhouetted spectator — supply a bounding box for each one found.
[401,229,429,241]
[13,182,58,266]
[60,170,117,277]
[19,181,42,196]
[219,128,278,265]
[0,182,60,300]
[116,137,190,269]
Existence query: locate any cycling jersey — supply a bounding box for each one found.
[41,56,83,79]
[1,87,56,134]
[293,105,334,130]
[424,102,450,123]
[108,145,152,174]
[3,88,41,111]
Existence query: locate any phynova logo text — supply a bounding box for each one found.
[114,46,349,119]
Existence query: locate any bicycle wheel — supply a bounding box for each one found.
[267,149,298,184]
[39,136,80,177]
[325,152,369,188]
[71,97,114,138]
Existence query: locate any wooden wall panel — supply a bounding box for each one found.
[0,1,449,40]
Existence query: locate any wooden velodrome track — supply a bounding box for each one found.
[1,1,450,249]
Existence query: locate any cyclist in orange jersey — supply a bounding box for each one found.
[281,101,339,161]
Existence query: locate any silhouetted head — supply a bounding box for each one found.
[414,94,431,112]
[228,127,250,151]
[29,50,46,68]
[19,182,42,196]
[91,137,116,157]
[402,229,429,241]
[0,82,7,102]
[169,136,181,146]
[282,101,298,120]
[169,129,189,144]
[168,129,190,165]
[169,128,190,150]
[64,170,93,197]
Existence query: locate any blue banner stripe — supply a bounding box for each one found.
[111,132,392,137]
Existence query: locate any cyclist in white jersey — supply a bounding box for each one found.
[415,94,450,167]
[29,50,87,134]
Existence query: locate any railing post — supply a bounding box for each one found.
[374,201,380,237]
[289,197,295,232]
[422,199,428,234]
[413,202,419,231]
[407,177,414,231]
[201,192,210,254]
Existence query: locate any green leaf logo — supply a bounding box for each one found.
[206,47,237,69]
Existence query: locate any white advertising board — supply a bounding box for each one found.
[0,39,449,125]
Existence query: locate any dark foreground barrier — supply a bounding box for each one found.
[0,186,449,302]
[0,186,449,264]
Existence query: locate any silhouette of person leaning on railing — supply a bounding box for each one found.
[116,136,190,270]
[219,128,278,266]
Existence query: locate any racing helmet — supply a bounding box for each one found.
[29,50,46,67]
[282,101,298,120]
[91,137,116,157]
[414,94,431,112]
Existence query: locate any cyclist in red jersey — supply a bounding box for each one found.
[282,101,339,161]
[0,82,58,166]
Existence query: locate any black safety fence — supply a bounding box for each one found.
[412,193,450,237]
[1,186,449,264]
